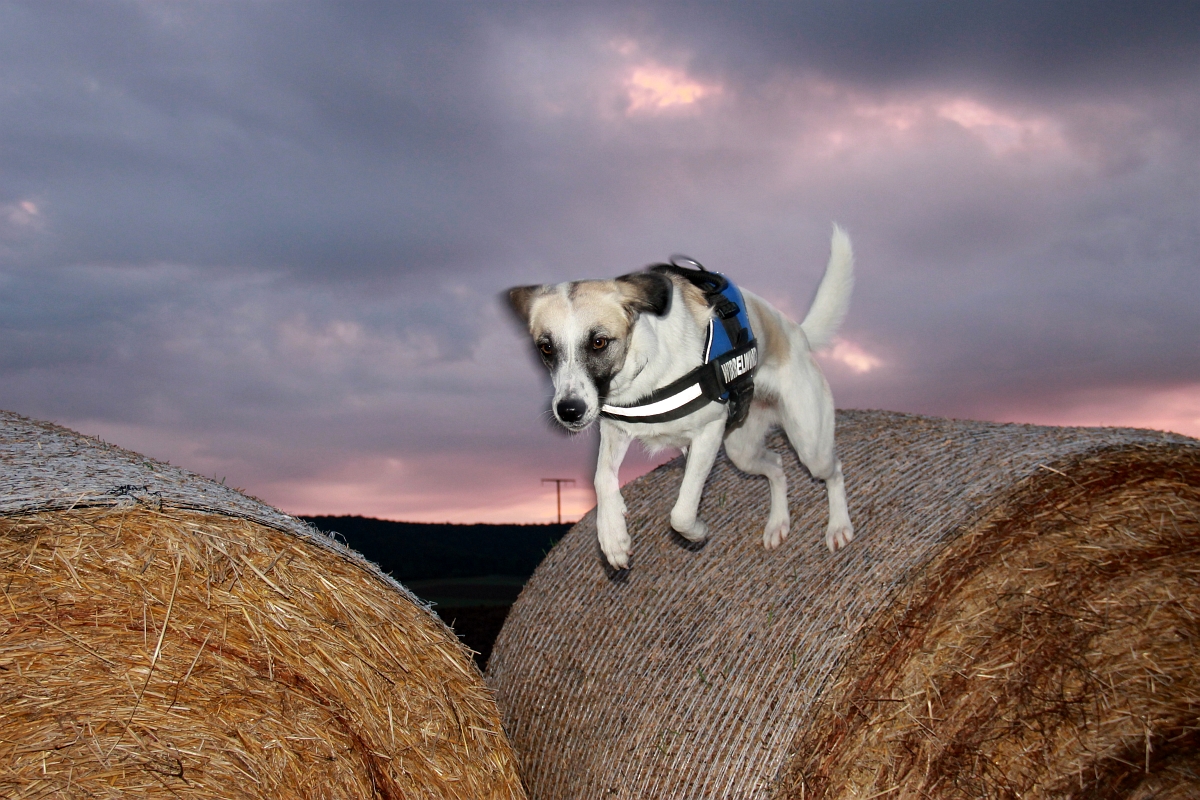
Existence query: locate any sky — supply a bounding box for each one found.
[1,1,1197,523]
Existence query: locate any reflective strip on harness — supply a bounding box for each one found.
[600,382,703,419]
[599,339,758,425]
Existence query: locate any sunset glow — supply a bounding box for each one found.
[820,339,884,374]
[936,98,1063,153]
[625,64,720,114]
[992,384,1200,439]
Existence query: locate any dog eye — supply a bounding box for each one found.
[538,341,555,356]
[591,336,609,351]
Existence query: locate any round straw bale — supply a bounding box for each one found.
[487,409,1200,799]
[0,410,526,799]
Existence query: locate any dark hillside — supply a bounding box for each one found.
[301,516,570,582]
[302,516,572,667]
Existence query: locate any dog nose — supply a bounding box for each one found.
[556,398,588,423]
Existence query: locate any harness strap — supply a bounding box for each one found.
[600,258,758,426]
[599,340,758,424]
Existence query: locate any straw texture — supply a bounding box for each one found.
[0,410,526,799]
[486,409,1199,799]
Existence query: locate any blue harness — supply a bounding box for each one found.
[600,257,758,426]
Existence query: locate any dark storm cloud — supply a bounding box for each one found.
[623,1,1200,92]
[1,0,1197,520]
[5,1,1196,273]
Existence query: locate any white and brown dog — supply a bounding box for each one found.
[508,227,855,570]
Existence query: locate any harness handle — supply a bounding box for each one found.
[657,255,728,297]
[669,254,706,272]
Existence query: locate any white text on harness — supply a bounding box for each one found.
[720,347,758,385]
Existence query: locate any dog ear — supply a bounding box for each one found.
[615,271,672,318]
[506,285,544,324]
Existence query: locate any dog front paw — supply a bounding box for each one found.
[597,518,632,570]
[600,535,632,569]
[762,513,790,550]
[825,521,855,552]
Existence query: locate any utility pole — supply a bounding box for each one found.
[541,478,576,525]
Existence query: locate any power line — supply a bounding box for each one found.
[541,478,576,525]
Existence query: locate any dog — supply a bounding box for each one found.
[508,226,855,570]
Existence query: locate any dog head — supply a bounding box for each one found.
[508,272,671,430]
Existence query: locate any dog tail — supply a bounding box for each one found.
[800,224,855,350]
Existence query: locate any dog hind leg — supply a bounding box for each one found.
[723,407,791,549]
[818,457,854,551]
[778,383,854,552]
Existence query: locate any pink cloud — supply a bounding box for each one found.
[625,63,721,114]
[818,338,884,374]
[935,98,1064,154]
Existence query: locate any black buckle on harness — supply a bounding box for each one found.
[714,300,740,319]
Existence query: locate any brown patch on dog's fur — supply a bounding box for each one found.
[564,282,635,336]
[745,295,791,368]
[524,283,635,344]
[517,275,671,343]
[565,281,621,309]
